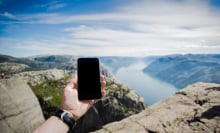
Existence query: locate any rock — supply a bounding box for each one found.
[119,86,145,110]
[0,77,44,133]
[13,69,67,85]
[93,82,220,133]
[71,79,147,133]
[100,63,114,78]
[0,62,29,76]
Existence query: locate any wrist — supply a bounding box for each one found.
[54,108,77,129]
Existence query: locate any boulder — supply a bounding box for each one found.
[93,82,220,133]
[0,78,45,133]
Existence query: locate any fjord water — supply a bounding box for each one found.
[114,62,178,105]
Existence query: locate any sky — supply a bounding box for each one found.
[0,0,220,57]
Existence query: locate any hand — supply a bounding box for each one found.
[60,75,106,120]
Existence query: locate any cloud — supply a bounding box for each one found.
[48,3,66,10]
[19,0,219,26]
[1,12,15,19]
[46,1,66,10]
[1,0,220,56]
[62,24,220,56]
[35,1,66,11]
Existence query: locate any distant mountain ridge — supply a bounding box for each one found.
[1,54,152,78]
[0,54,77,70]
[0,54,114,81]
[2,54,220,89]
[143,54,220,89]
[0,54,18,62]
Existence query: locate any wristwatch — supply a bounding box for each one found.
[54,108,76,129]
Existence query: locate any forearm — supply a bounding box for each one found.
[34,116,69,133]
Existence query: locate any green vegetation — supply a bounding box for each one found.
[28,75,70,118]
[29,76,143,119]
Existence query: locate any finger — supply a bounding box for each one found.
[101,90,106,97]
[100,75,105,81]
[67,75,77,90]
[65,77,75,90]
[101,81,106,88]
[74,74,77,84]
[91,90,106,104]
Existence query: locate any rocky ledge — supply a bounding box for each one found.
[94,82,220,133]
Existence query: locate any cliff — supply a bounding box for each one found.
[71,79,147,132]
[0,78,44,133]
[143,54,220,89]
[94,82,220,133]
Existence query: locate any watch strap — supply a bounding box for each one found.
[54,108,76,129]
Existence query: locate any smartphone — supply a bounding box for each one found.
[77,58,102,100]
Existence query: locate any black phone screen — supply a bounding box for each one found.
[77,58,101,100]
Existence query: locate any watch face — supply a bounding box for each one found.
[54,108,76,128]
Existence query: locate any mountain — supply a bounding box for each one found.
[0,54,18,62]
[0,55,114,78]
[143,54,220,89]
[26,55,78,71]
[1,54,157,76]
[0,54,78,72]
[0,55,27,75]
[94,82,220,133]
[1,54,157,80]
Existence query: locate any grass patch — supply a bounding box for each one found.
[28,75,70,118]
